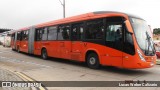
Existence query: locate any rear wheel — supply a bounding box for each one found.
[41,48,48,60]
[12,47,14,51]
[87,53,100,69]
[17,46,20,53]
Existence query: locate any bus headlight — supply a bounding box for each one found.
[137,49,146,62]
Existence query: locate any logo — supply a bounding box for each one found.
[2,82,11,87]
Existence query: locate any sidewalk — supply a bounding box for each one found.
[0,68,30,90]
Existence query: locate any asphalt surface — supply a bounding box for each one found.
[0,68,31,90]
[0,46,160,90]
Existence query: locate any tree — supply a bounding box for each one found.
[153,28,160,35]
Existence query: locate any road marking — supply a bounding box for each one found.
[15,71,47,90]
[0,67,47,90]
[15,72,34,81]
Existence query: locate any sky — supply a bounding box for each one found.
[0,0,160,29]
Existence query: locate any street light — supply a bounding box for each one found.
[58,0,65,18]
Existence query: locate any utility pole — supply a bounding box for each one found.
[58,0,65,18]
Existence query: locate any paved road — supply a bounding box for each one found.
[0,46,160,90]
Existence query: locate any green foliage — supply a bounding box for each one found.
[153,28,160,34]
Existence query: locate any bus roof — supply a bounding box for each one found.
[12,27,30,33]
[14,11,143,32]
[94,11,143,19]
[35,11,143,28]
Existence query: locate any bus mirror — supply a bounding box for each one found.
[125,20,133,33]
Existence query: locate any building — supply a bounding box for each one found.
[0,28,13,46]
[153,34,160,40]
[0,28,12,33]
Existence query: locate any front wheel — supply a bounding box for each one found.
[41,48,48,60]
[87,53,100,69]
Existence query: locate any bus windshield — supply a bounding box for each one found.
[130,17,155,56]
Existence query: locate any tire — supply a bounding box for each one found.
[41,48,48,60]
[17,47,20,53]
[87,53,100,69]
[12,48,14,51]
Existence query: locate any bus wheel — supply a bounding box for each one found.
[17,47,20,53]
[41,48,48,60]
[87,53,100,69]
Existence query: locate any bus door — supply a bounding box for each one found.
[57,25,71,59]
[105,17,124,67]
[20,30,29,53]
[71,23,84,61]
[47,26,58,57]
[34,28,43,55]
[122,20,135,68]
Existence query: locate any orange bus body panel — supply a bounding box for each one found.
[19,41,28,53]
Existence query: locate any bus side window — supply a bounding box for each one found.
[25,30,28,40]
[35,28,42,41]
[85,19,104,40]
[41,28,48,41]
[71,23,84,41]
[12,33,15,41]
[21,31,27,41]
[123,23,135,55]
[58,25,70,40]
[21,30,29,41]
[17,32,21,40]
[21,31,24,41]
[48,26,57,40]
[106,17,124,51]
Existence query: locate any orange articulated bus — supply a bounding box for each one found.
[11,11,156,69]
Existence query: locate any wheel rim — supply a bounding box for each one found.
[89,57,96,65]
